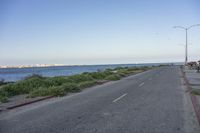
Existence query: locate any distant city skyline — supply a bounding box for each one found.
[0,0,200,66]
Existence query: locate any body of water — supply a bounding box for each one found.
[0,63,166,82]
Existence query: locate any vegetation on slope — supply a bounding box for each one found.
[191,89,200,96]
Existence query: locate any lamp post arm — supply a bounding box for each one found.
[187,24,200,30]
[173,26,187,30]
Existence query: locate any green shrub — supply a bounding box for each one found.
[0,77,47,96]
[44,76,70,86]
[61,83,80,92]
[29,83,80,97]
[105,68,113,71]
[78,81,97,89]
[88,71,113,80]
[117,69,129,75]
[0,86,8,96]
[0,95,8,103]
[105,74,121,81]
[0,75,67,97]
[29,86,65,97]
[117,72,127,77]
[114,67,124,70]
[115,67,143,76]
[191,89,200,95]
[68,74,94,83]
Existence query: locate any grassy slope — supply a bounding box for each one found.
[191,89,200,96]
[0,66,151,103]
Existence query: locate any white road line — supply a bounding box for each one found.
[139,82,145,87]
[113,93,127,103]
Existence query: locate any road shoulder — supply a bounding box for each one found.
[180,71,200,133]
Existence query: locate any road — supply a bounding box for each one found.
[0,66,199,133]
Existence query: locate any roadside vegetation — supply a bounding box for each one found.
[0,66,151,103]
[191,89,200,96]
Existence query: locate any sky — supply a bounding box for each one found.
[0,0,200,66]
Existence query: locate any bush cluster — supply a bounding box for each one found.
[191,89,200,95]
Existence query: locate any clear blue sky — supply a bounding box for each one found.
[0,0,200,66]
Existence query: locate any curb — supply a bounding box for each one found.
[181,68,200,125]
[4,96,54,110]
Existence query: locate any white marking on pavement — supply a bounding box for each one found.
[113,93,127,103]
[139,82,145,87]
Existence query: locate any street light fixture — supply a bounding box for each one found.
[173,24,200,65]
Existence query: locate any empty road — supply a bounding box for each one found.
[0,66,199,133]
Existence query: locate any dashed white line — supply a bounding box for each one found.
[139,82,145,87]
[113,93,127,103]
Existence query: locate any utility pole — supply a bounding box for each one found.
[185,29,188,65]
[174,24,200,65]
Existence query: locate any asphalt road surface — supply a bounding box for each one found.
[0,66,199,133]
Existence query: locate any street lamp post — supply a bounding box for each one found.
[174,24,200,65]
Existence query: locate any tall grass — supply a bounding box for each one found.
[191,89,200,95]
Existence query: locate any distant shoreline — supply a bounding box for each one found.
[0,64,66,69]
[0,62,181,69]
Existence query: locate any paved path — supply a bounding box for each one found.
[0,66,199,133]
[184,68,200,123]
[185,69,200,90]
